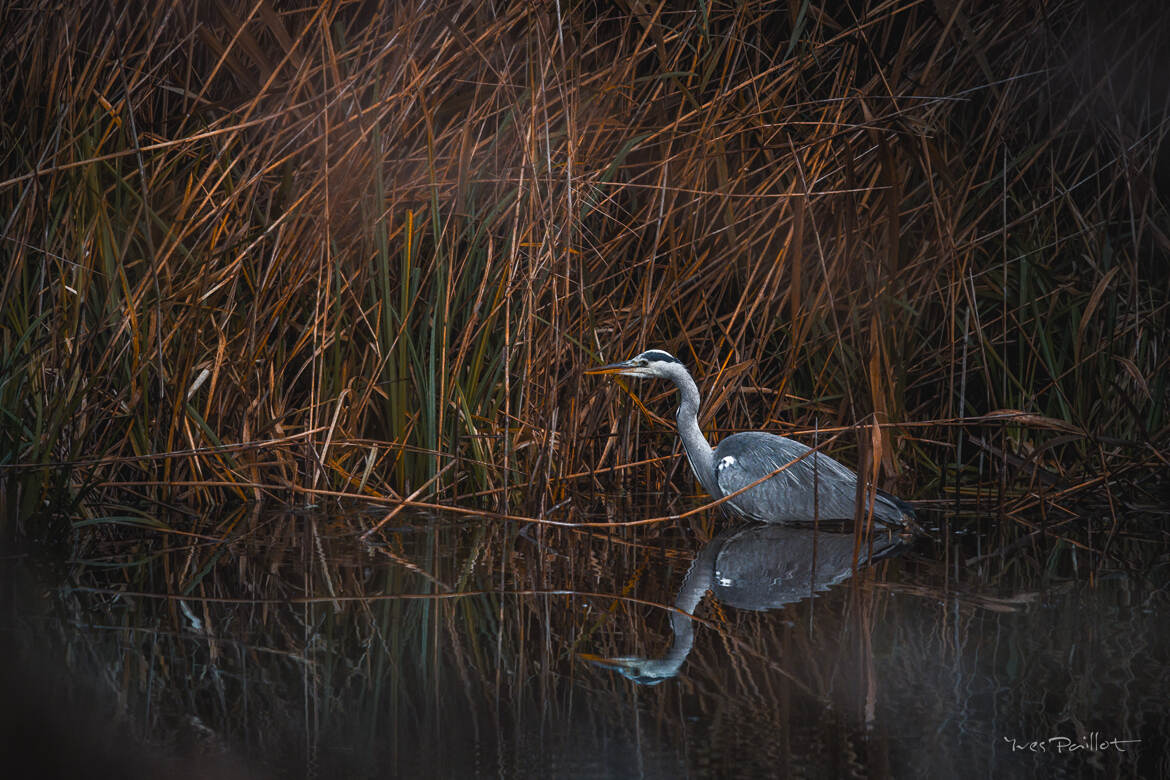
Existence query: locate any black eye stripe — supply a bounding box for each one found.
[640,350,680,364]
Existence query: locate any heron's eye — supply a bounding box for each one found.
[637,359,648,367]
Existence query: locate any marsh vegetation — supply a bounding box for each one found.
[2,0,1169,776]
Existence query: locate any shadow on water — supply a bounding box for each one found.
[3,500,1169,779]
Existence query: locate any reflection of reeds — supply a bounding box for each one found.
[32,506,1164,776]
[33,508,896,774]
[2,2,1168,529]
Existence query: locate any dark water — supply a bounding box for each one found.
[3,501,1168,778]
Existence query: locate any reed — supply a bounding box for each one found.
[2,0,1167,526]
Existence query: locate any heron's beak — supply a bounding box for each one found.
[584,359,637,376]
[577,652,631,671]
[578,653,670,685]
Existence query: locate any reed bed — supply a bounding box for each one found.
[2,0,1168,530]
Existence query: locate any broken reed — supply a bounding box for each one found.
[2,0,1168,522]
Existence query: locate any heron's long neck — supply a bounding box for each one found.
[674,370,718,495]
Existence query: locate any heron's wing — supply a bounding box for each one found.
[713,432,860,523]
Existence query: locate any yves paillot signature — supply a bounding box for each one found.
[1004,732,1140,754]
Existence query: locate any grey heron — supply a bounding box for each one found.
[585,349,916,528]
[582,524,907,684]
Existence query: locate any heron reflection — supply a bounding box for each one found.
[583,525,908,685]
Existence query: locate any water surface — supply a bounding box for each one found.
[3,499,1167,778]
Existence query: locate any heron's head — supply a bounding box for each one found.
[584,349,686,380]
[578,653,681,686]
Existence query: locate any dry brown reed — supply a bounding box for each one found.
[2,0,1168,528]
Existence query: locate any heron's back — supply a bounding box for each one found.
[711,431,906,525]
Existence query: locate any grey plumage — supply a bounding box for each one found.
[713,431,865,523]
[586,349,916,528]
